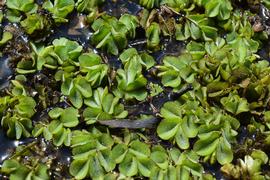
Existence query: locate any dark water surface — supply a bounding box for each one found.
[0,55,11,90]
[0,129,19,164]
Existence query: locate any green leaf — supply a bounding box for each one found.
[14,121,23,139]
[146,22,160,51]
[83,87,127,122]
[1,159,49,180]
[60,107,79,127]
[89,156,105,179]
[34,164,49,180]
[69,88,83,109]
[161,0,191,11]
[150,167,165,180]
[193,131,220,156]
[111,143,128,163]
[119,153,138,177]
[116,58,148,100]
[165,165,178,180]
[160,101,182,120]
[1,159,21,174]
[175,126,190,149]
[32,124,45,137]
[158,54,195,89]
[20,14,47,35]
[157,118,180,140]
[251,150,269,165]
[53,128,68,146]
[129,140,151,159]
[91,15,129,55]
[186,41,206,60]
[0,32,13,46]
[75,76,92,98]
[216,137,233,165]
[43,0,75,23]
[69,159,90,180]
[79,53,102,69]
[119,14,139,38]
[182,116,198,138]
[139,0,159,9]
[96,133,114,150]
[140,52,156,69]
[220,93,249,115]
[15,96,36,118]
[150,149,168,169]
[52,38,82,62]
[6,0,37,13]
[137,158,155,177]
[75,0,104,13]
[48,120,63,134]
[203,0,233,20]
[61,78,73,95]
[48,108,64,119]
[43,127,53,140]
[97,149,116,172]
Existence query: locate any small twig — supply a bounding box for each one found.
[167,84,193,101]
[9,141,37,159]
[101,53,109,64]
[128,40,147,46]
[97,117,159,129]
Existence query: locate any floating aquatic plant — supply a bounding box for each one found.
[1,0,270,179]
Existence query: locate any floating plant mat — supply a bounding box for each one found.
[1,0,270,179]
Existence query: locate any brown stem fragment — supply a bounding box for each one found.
[97,117,159,129]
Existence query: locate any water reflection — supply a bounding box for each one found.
[103,0,142,17]
[151,38,184,64]
[0,129,19,164]
[0,55,12,90]
[47,12,92,48]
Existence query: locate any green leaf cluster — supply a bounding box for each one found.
[69,129,205,179]
[115,52,148,101]
[161,0,191,11]
[32,107,79,146]
[91,14,139,55]
[35,37,82,70]
[176,14,218,41]
[1,159,49,180]
[1,96,36,139]
[195,0,233,20]
[139,0,160,9]
[2,0,270,178]
[5,0,71,35]
[221,150,269,179]
[0,31,13,46]
[75,0,104,23]
[146,22,161,51]
[43,0,75,23]
[157,95,240,165]
[75,0,104,13]
[83,87,128,124]
[78,53,108,87]
[157,54,196,89]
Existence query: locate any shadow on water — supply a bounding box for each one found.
[151,38,185,64]
[102,0,142,17]
[47,12,92,48]
[0,55,12,90]
[0,129,34,165]
[0,129,19,164]
[204,163,226,180]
